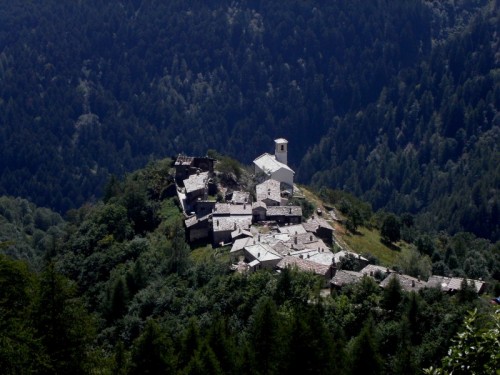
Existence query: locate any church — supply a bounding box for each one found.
[253,138,294,192]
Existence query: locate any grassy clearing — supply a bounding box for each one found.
[342,227,402,266]
[190,245,232,264]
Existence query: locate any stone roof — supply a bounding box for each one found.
[254,153,294,175]
[266,206,302,217]
[306,216,334,231]
[231,228,253,240]
[277,256,331,276]
[360,264,394,279]
[213,203,252,216]
[231,191,251,204]
[213,216,252,232]
[244,243,282,263]
[278,224,307,235]
[331,270,365,287]
[184,171,209,194]
[230,236,257,253]
[289,248,334,266]
[332,250,368,264]
[175,154,195,166]
[252,201,267,210]
[427,275,485,293]
[256,179,281,203]
[379,273,426,292]
[184,214,210,228]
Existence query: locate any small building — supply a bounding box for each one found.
[252,202,267,222]
[256,179,281,206]
[183,171,209,202]
[379,273,426,293]
[331,270,365,289]
[426,276,486,294]
[266,206,302,225]
[175,155,215,182]
[303,216,334,245]
[185,214,211,242]
[213,202,253,217]
[253,139,294,191]
[360,264,394,281]
[332,250,369,270]
[230,236,257,257]
[213,216,252,245]
[278,224,308,235]
[230,191,251,205]
[277,256,336,287]
[289,248,334,266]
[243,243,282,271]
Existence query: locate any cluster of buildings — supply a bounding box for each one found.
[176,138,302,245]
[175,138,486,295]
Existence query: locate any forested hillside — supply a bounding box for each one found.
[298,7,500,240]
[1,158,497,374]
[0,0,485,213]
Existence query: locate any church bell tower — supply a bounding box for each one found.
[274,138,288,165]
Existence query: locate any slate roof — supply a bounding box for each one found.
[231,191,251,204]
[184,214,210,228]
[278,224,307,235]
[175,155,194,166]
[184,171,209,194]
[379,273,426,292]
[213,216,252,232]
[230,237,257,253]
[254,153,294,175]
[213,203,252,216]
[289,248,334,266]
[360,264,394,279]
[427,276,485,293]
[277,256,331,276]
[256,179,281,203]
[332,250,368,264]
[244,243,282,263]
[266,206,302,217]
[305,216,334,231]
[331,270,365,287]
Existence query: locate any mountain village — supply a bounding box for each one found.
[174,139,486,294]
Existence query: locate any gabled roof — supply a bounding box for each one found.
[253,153,294,174]
[213,216,252,232]
[379,273,426,292]
[331,270,365,287]
[231,191,251,204]
[360,264,394,279]
[427,275,485,293]
[289,248,335,266]
[256,179,281,203]
[332,250,368,264]
[266,206,302,217]
[213,203,252,216]
[244,243,282,263]
[278,224,307,235]
[277,256,331,276]
[305,216,334,231]
[230,236,256,253]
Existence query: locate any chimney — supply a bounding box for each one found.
[412,280,416,288]
[294,237,298,245]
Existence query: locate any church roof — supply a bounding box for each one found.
[253,153,294,175]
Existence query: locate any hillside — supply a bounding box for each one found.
[298,6,500,240]
[0,0,492,225]
[1,157,498,374]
